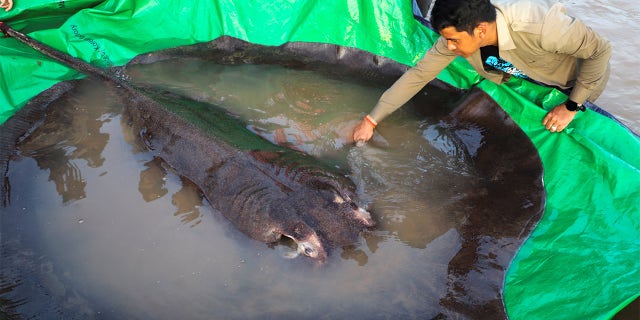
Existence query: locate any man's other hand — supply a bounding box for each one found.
[1,0,13,12]
[543,104,578,132]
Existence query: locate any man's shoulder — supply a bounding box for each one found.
[492,0,554,9]
[493,0,555,24]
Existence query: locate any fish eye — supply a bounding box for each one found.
[299,243,317,257]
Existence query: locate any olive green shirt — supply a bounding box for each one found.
[368,0,612,123]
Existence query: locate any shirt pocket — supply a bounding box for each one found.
[518,50,564,72]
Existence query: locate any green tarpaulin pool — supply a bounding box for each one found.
[1,1,638,318]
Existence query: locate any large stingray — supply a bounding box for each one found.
[0,23,375,262]
[0,27,545,317]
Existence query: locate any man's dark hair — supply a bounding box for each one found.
[430,0,497,34]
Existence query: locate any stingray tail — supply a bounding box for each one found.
[0,21,120,84]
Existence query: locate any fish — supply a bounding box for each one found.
[125,87,375,262]
[0,22,375,262]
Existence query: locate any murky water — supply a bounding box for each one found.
[125,59,484,248]
[2,62,498,319]
[2,1,637,318]
[566,0,640,132]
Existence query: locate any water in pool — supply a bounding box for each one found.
[2,60,528,319]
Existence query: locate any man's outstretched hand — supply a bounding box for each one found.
[352,118,375,144]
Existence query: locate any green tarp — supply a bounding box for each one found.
[1,1,638,318]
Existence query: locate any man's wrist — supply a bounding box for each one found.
[364,115,378,127]
[565,100,586,112]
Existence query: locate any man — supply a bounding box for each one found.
[1,0,12,12]
[352,0,611,142]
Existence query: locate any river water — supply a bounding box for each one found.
[565,0,639,132]
[1,1,637,318]
[2,61,497,319]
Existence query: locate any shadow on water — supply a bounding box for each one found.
[1,38,545,319]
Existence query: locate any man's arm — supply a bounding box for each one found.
[369,37,456,123]
[541,3,612,105]
[540,3,611,132]
[353,37,455,142]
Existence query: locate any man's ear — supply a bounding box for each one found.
[475,22,488,38]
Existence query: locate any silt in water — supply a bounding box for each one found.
[2,61,502,319]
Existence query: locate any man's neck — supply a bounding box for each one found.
[481,21,499,47]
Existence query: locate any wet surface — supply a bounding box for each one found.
[567,0,640,133]
[2,0,638,317]
[1,41,544,319]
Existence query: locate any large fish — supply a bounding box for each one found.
[0,22,374,262]
[126,87,375,261]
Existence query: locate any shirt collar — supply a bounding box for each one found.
[495,7,516,51]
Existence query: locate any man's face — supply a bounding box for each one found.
[439,26,482,58]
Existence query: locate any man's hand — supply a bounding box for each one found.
[542,103,578,132]
[352,118,375,143]
[1,0,13,12]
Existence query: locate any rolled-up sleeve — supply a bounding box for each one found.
[369,37,455,123]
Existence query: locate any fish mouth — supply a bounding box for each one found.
[295,239,327,261]
[287,234,326,262]
[273,236,328,262]
[278,230,327,262]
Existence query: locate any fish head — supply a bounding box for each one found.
[265,165,375,262]
[284,187,375,257]
[281,222,328,262]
